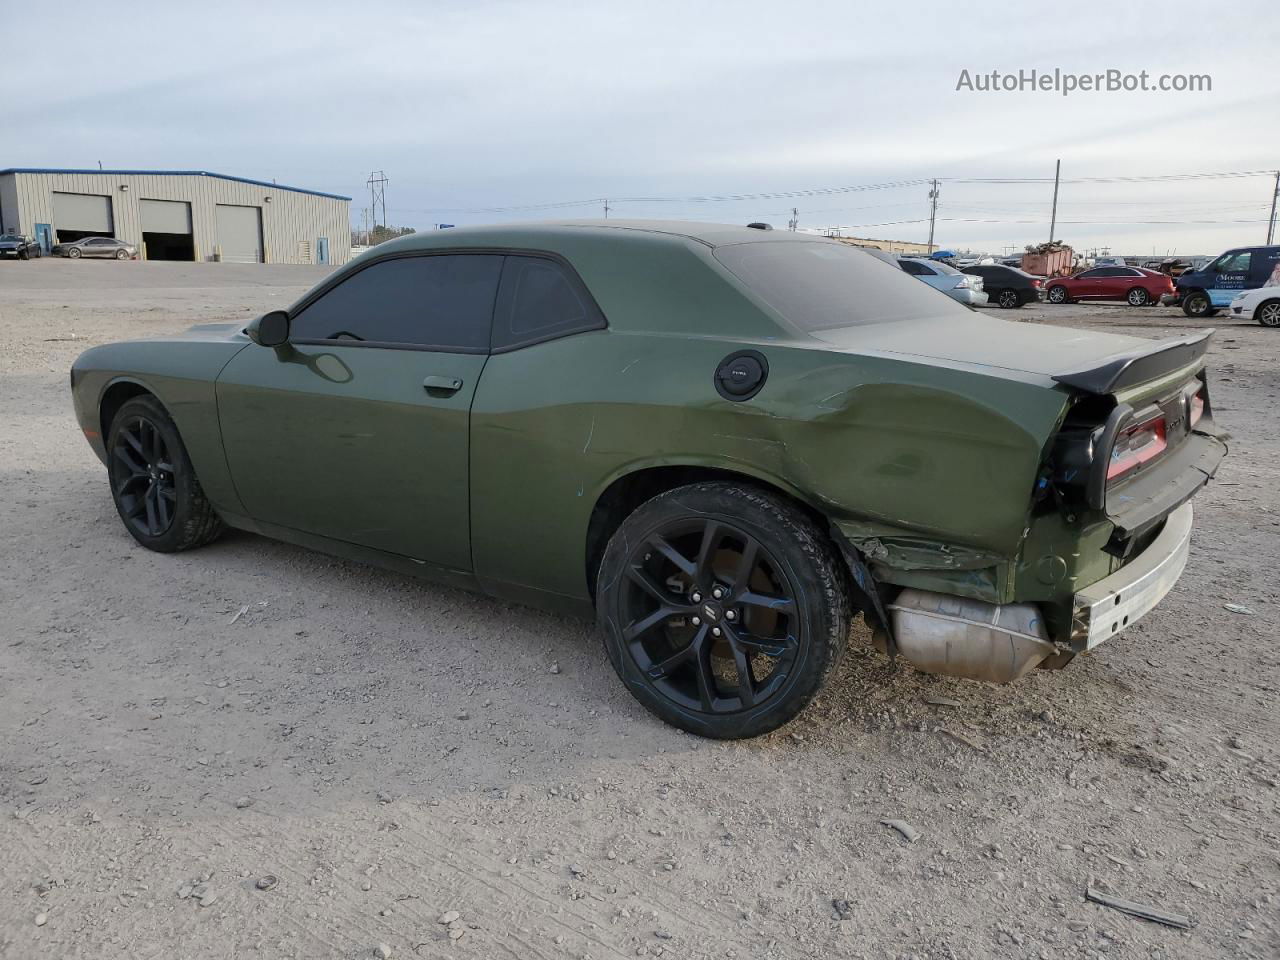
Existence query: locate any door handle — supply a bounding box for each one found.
[423,375,464,394]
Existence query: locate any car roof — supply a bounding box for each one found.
[369,220,831,255]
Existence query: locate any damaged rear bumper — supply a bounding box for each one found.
[1069,502,1193,650]
[835,502,1196,682]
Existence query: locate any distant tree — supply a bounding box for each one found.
[369,225,416,245]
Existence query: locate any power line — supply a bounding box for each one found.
[387,169,1279,216]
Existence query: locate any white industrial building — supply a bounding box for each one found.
[0,168,351,265]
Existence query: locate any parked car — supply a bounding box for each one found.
[1168,245,1280,318]
[1045,266,1174,306]
[52,237,139,260]
[897,257,988,306]
[0,234,42,259]
[961,263,1043,308]
[1228,286,1280,327]
[70,221,1226,739]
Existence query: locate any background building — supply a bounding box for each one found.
[0,168,351,265]
[831,235,936,256]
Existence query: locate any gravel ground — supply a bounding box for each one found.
[1,259,1277,960]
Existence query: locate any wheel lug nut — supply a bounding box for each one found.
[712,587,724,599]
[691,616,701,626]
[711,627,722,637]
[725,610,736,620]
[690,592,701,603]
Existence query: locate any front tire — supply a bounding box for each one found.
[1127,287,1149,306]
[68,247,81,259]
[596,482,851,739]
[1183,290,1212,317]
[106,395,224,552]
[115,249,128,260]
[1046,285,1069,304]
[1257,299,1280,328]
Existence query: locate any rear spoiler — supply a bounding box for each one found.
[1052,330,1213,395]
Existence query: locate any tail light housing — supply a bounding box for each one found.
[1186,381,1206,427]
[1107,414,1167,482]
[1031,278,1042,288]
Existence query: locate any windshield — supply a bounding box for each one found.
[0,235,20,242]
[713,241,970,330]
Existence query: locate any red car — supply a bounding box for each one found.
[1045,266,1174,306]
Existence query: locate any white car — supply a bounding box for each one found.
[1229,286,1280,328]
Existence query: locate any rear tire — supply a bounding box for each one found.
[1046,285,1069,304]
[115,249,128,260]
[106,395,224,552]
[1257,299,1280,328]
[1127,287,1149,306]
[995,288,1021,309]
[596,482,851,739]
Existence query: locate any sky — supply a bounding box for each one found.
[3,0,1278,256]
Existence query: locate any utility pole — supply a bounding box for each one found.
[788,207,799,232]
[366,171,388,235]
[1267,170,1279,245]
[926,180,939,251]
[1049,159,1061,243]
[603,198,611,219]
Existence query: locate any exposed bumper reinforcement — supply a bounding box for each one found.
[1071,502,1193,650]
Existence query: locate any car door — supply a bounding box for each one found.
[1071,267,1105,299]
[215,252,502,571]
[1101,267,1136,299]
[1208,250,1250,306]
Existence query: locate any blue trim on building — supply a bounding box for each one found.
[0,168,351,201]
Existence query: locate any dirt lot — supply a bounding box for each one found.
[1,259,1277,960]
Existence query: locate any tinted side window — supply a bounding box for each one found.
[897,260,923,275]
[291,254,501,350]
[491,256,605,351]
[1217,251,1251,273]
[1077,268,1104,278]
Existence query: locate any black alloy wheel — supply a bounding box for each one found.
[597,483,851,738]
[996,288,1020,309]
[106,395,224,552]
[111,415,177,538]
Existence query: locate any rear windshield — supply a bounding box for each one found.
[714,241,969,330]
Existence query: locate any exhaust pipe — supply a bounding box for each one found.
[878,589,1056,683]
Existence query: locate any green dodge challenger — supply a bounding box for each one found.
[71,221,1227,738]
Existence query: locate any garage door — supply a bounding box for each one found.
[52,192,113,234]
[140,199,191,234]
[215,204,263,263]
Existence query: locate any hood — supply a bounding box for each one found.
[810,313,1154,381]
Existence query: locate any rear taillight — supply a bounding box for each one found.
[1188,388,1205,427]
[1107,414,1167,482]
[1031,278,1042,288]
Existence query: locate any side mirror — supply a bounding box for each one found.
[247,310,290,347]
